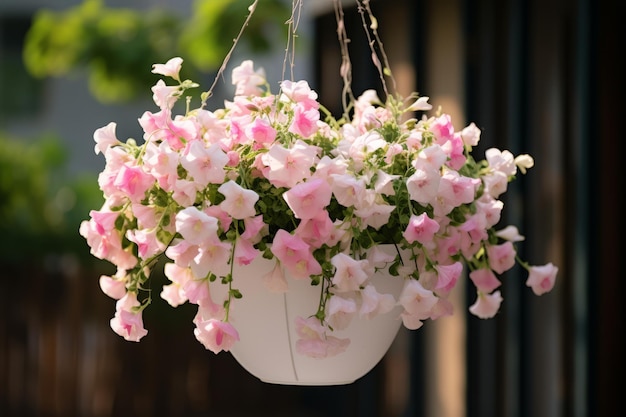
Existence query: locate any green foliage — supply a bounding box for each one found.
[0,132,101,261]
[22,0,290,103]
[180,0,289,71]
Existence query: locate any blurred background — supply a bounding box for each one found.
[0,0,622,416]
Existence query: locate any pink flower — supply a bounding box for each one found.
[331,253,369,292]
[218,180,259,219]
[191,239,232,279]
[194,319,240,354]
[241,215,266,243]
[245,116,276,148]
[294,210,334,248]
[234,238,260,266]
[161,263,193,307]
[326,295,357,330]
[294,316,350,358]
[93,122,119,155]
[403,213,440,245]
[525,263,558,295]
[114,164,154,202]
[495,225,525,242]
[359,284,395,319]
[125,228,164,260]
[110,292,148,342]
[469,291,503,319]
[181,142,228,187]
[289,104,320,138]
[469,268,501,293]
[283,178,332,220]
[398,279,438,320]
[280,80,319,110]
[270,230,321,279]
[486,148,516,176]
[152,57,183,80]
[262,141,317,188]
[175,207,219,245]
[151,79,179,109]
[435,262,463,294]
[461,122,481,147]
[406,168,440,205]
[486,241,516,274]
[232,60,266,96]
[99,270,127,300]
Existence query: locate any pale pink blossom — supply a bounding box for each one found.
[403,213,440,245]
[232,60,266,96]
[152,57,183,80]
[175,207,219,246]
[359,284,395,319]
[93,122,120,155]
[330,174,367,208]
[172,179,201,207]
[486,148,516,176]
[435,262,463,294]
[283,178,332,220]
[234,238,260,266]
[280,79,319,110]
[400,311,425,330]
[181,142,228,187]
[482,171,509,198]
[326,295,357,330]
[406,168,440,205]
[161,263,193,306]
[126,228,165,260]
[437,170,480,208]
[218,180,259,219]
[289,104,320,138]
[165,239,199,268]
[461,122,481,147]
[270,230,321,279]
[469,290,503,319]
[191,239,232,279]
[525,263,558,295]
[245,116,276,148]
[486,241,516,274]
[294,316,350,358]
[194,319,240,354]
[114,164,154,202]
[241,215,266,243]
[261,141,317,188]
[294,210,334,248]
[431,114,455,144]
[406,96,432,112]
[110,292,148,342]
[331,253,369,292]
[495,225,525,242]
[373,170,399,196]
[469,268,501,293]
[151,79,179,109]
[398,279,438,320]
[99,270,127,300]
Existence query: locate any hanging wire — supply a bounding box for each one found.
[201,0,260,108]
[356,0,397,100]
[282,0,304,82]
[333,0,356,120]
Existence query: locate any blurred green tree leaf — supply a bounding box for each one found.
[23,0,289,103]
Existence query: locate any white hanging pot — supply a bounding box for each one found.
[210,245,405,386]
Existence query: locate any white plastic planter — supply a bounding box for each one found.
[210,245,405,386]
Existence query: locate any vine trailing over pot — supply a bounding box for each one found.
[80,0,557,359]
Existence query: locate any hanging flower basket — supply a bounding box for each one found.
[79,0,558,386]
